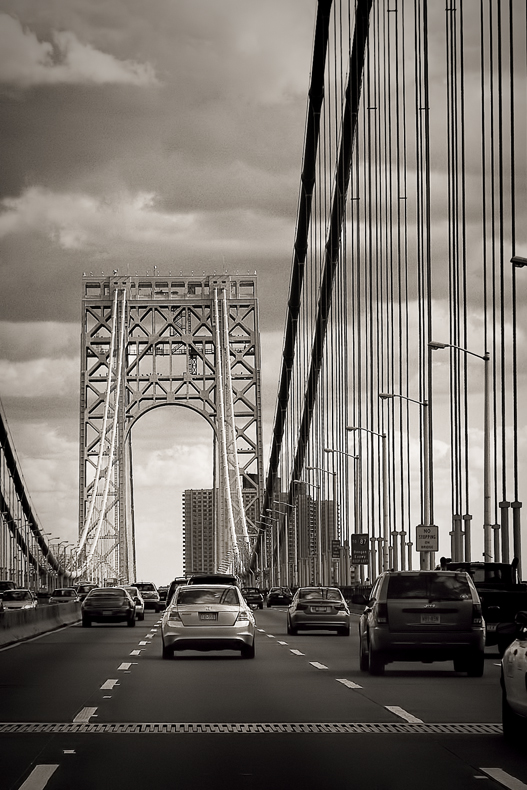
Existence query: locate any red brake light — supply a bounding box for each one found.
[472,602,483,625]
[375,603,388,624]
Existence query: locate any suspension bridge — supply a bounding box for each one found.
[1,0,525,592]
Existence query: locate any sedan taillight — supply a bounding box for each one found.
[374,603,388,625]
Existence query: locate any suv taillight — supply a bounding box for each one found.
[472,602,483,626]
[375,602,388,625]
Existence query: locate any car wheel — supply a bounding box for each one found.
[466,651,484,677]
[369,643,385,676]
[259,604,263,610]
[359,636,369,672]
[82,616,91,628]
[139,612,145,621]
[287,618,297,636]
[241,642,255,659]
[502,688,527,742]
[127,615,136,627]
[162,642,172,660]
[453,656,466,673]
[338,627,350,637]
[266,602,271,608]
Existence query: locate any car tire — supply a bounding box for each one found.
[502,688,527,742]
[241,642,255,659]
[139,612,145,621]
[466,651,484,677]
[287,618,297,636]
[453,656,466,673]
[82,616,91,628]
[127,615,136,627]
[338,627,350,637]
[162,642,172,660]
[359,637,369,672]
[369,643,385,675]
[259,604,263,610]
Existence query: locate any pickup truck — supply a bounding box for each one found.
[443,559,527,652]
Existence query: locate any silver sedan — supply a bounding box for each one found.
[287,587,351,636]
[161,584,256,659]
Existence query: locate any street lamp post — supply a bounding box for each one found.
[324,448,361,584]
[379,392,431,570]
[294,479,322,585]
[510,255,526,578]
[346,426,388,576]
[306,466,338,585]
[429,340,491,562]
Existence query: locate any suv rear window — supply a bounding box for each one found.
[387,574,471,601]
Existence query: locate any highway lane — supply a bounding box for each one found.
[0,608,525,790]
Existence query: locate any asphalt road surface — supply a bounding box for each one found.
[0,608,525,790]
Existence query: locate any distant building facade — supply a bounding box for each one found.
[183,489,215,574]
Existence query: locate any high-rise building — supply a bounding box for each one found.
[183,489,215,574]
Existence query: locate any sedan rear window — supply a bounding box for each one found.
[176,588,239,606]
[387,574,471,601]
[88,590,126,600]
[299,588,342,600]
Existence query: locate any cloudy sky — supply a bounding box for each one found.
[0,0,316,583]
[0,1,526,584]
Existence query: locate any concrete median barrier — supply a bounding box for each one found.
[0,603,81,648]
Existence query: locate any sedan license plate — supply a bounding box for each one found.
[199,612,218,621]
[312,606,328,613]
[421,613,440,624]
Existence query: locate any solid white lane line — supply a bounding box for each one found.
[336,678,363,689]
[73,707,97,723]
[130,650,142,656]
[480,769,527,789]
[18,764,59,790]
[100,679,119,690]
[385,706,424,724]
[310,662,328,670]
[290,649,305,656]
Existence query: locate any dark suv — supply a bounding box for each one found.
[353,570,485,676]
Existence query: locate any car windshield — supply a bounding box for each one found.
[299,588,342,600]
[387,574,471,601]
[52,590,75,597]
[242,588,260,594]
[3,590,32,601]
[176,588,239,606]
[77,585,96,593]
[134,583,155,591]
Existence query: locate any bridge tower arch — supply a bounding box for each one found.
[78,273,263,584]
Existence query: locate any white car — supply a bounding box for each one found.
[2,589,38,610]
[501,610,527,741]
[123,586,145,620]
[49,587,80,604]
[161,584,256,659]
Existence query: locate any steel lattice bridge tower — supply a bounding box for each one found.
[78,274,263,584]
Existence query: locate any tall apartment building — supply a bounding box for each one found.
[182,489,215,574]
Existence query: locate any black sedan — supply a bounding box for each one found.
[81,587,136,627]
[241,587,264,609]
[266,587,293,607]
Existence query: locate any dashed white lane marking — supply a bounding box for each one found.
[73,707,98,723]
[257,628,266,632]
[290,649,305,656]
[118,662,133,670]
[385,706,424,724]
[277,641,288,645]
[100,679,119,690]
[336,678,363,689]
[480,768,527,789]
[138,641,148,646]
[266,634,276,639]
[130,650,142,656]
[18,764,59,790]
[310,661,328,670]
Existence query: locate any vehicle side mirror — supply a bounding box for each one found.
[351,593,367,605]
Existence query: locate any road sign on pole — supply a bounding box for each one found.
[415,525,438,553]
[351,533,369,564]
